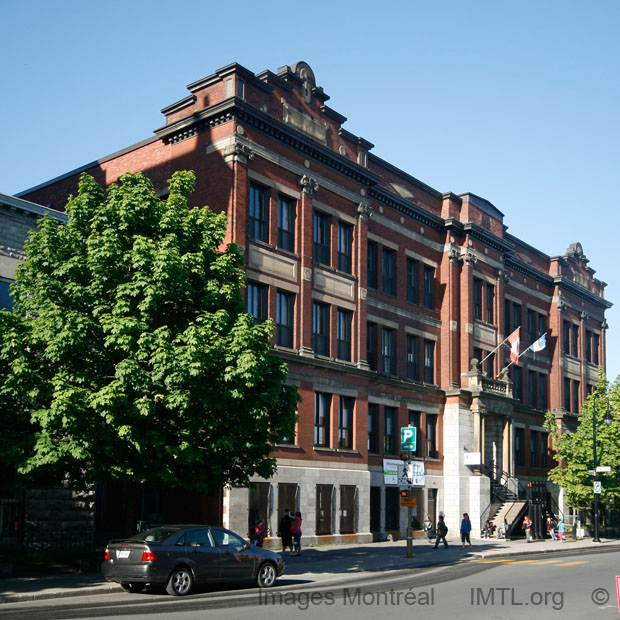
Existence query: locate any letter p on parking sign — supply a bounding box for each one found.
[401,427,416,451]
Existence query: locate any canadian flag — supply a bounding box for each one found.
[507,328,520,364]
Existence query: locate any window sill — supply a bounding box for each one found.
[275,444,303,450]
[336,448,360,455]
[313,446,337,453]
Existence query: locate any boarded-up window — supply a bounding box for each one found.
[277,483,298,521]
[248,483,271,540]
[339,486,357,534]
[316,484,333,535]
[385,487,400,531]
[370,486,381,532]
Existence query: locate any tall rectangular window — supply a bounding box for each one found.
[314,393,331,447]
[486,284,494,323]
[585,330,592,363]
[367,242,378,289]
[426,414,438,458]
[473,278,483,320]
[337,222,353,273]
[539,374,548,409]
[406,334,418,381]
[423,340,434,383]
[593,333,600,365]
[572,324,579,357]
[382,248,395,296]
[504,299,511,336]
[563,321,571,355]
[313,211,330,265]
[339,396,354,449]
[0,280,13,310]
[528,370,537,408]
[485,351,495,378]
[312,302,329,356]
[337,309,352,361]
[541,433,549,468]
[247,282,268,324]
[406,258,418,304]
[277,196,296,252]
[515,428,524,466]
[249,184,269,242]
[530,431,538,467]
[384,406,396,454]
[367,322,377,371]
[538,313,546,338]
[276,291,294,348]
[564,377,571,410]
[527,309,536,345]
[423,266,434,309]
[512,303,521,331]
[368,403,378,453]
[512,366,522,401]
[573,380,580,413]
[382,328,395,375]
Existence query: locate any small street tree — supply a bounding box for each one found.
[0,171,299,494]
[544,375,620,512]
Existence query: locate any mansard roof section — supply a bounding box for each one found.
[459,193,505,238]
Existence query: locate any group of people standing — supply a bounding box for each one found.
[252,509,302,554]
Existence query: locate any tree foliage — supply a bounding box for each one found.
[544,374,620,510]
[0,171,299,493]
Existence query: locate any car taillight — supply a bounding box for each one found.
[141,549,157,562]
[104,547,110,561]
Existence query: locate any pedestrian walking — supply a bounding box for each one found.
[522,515,532,542]
[254,519,267,547]
[291,511,303,555]
[423,514,435,544]
[460,513,472,548]
[279,508,294,552]
[557,518,565,541]
[547,516,557,541]
[433,515,448,548]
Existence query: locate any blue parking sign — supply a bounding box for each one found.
[401,427,416,451]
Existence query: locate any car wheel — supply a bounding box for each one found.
[256,561,277,588]
[120,582,146,593]
[166,567,194,596]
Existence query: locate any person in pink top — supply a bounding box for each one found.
[290,511,303,555]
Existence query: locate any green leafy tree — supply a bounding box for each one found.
[544,375,620,510]
[0,171,299,494]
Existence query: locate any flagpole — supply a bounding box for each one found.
[479,334,511,367]
[495,332,547,379]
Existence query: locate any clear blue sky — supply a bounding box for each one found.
[2,0,619,382]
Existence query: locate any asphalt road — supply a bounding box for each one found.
[1,548,618,620]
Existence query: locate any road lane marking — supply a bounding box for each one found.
[554,561,588,566]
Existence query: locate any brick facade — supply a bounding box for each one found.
[17,61,611,543]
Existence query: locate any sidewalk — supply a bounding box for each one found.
[1,536,619,604]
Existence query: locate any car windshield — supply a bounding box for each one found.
[130,526,182,543]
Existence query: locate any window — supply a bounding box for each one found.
[563,377,571,411]
[313,211,330,265]
[316,484,333,535]
[249,184,269,242]
[530,431,538,467]
[474,347,483,371]
[337,222,353,273]
[423,340,434,383]
[408,411,421,458]
[312,302,329,356]
[382,248,395,296]
[339,486,357,534]
[512,303,521,332]
[485,352,495,378]
[512,366,522,401]
[538,314,546,338]
[247,282,267,324]
[382,328,395,375]
[593,333,600,365]
[572,325,579,358]
[368,404,379,453]
[276,291,294,348]
[277,196,296,252]
[314,393,331,447]
[384,407,396,454]
[337,309,352,361]
[573,380,580,414]
[541,433,549,468]
[539,374,548,409]
[426,414,438,458]
[0,280,13,310]
[473,278,483,320]
[515,428,524,466]
[423,266,434,309]
[585,330,592,363]
[486,284,494,323]
[406,258,418,304]
[563,321,571,355]
[504,299,511,336]
[406,334,419,381]
[528,310,536,345]
[236,78,245,99]
[367,242,378,289]
[339,396,354,449]
[225,78,233,98]
[367,322,377,371]
[528,370,537,408]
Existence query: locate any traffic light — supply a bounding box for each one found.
[400,489,409,498]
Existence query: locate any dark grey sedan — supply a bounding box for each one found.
[101,525,285,595]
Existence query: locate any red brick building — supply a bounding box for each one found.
[21,61,611,543]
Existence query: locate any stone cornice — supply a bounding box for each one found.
[553,276,613,310]
[504,257,553,287]
[463,222,513,254]
[368,186,443,231]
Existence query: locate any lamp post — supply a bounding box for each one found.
[592,397,612,543]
